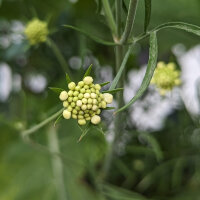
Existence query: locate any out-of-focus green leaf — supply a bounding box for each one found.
[66,73,72,84]
[54,113,63,127]
[63,25,116,46]
[49,87,64,94]
[144,0,151,32]
[116,32,157,113]
[83,64,93,78]
[102,88,123,94]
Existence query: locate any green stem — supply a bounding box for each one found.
[47,38,72,76]
[102,0,117,38]
[21,108,64,137]
[120,0,138,44]
[47,125,68,200]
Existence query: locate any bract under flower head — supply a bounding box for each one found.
[151,62,181,95]
[24,19,48,45]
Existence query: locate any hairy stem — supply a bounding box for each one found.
[47,125,68,200]
[120,0,138,44]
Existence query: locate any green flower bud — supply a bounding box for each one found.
[89,110,93,114]
[75,106,80,111]
[96,90,100,95]
[96,109,101,114]
[59,91,68,101]
[85,110,89,113]
[86,89,91,93]
[72,109,78,114]
[91,93,97,99]
[75,86,81,91]
[91,88,96,93]
[84,85,89,89]
[79,111,84,115]
[100,94,104,99]
[82,98,87,104]
[103,93,113,104]
[73,91,79,96]
[84,113,89,117]
[92,99,97,105]
[80,88,86,93]
[68,90,73,96]
[92,105,98,111]
[87,104,92,109]
[91,115,101,125]
[68,82,76,90]
[98,102,102,107]
[67,106,72,112]
[71,102,76,107]
[68,97,73,102]
[87,98,93,104]
[63,110,71,119]
[78,93,84,99]
[101,101,107,108]
[78,115,84,119]
[63,101,69,107]
[84,93,90,98]
[86,117,91,121]
[78,119,86,125]
[95,84,101,90]
[98,97,102,102]
[73,97,78,102]
[81,105,87,110]
[72,114,77,119]
[83,76,93,85]
[76,100,82,107]
[78,81,84,87]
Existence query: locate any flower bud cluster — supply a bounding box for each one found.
[24,19,49,45]
[151,62,181,95]
[59,76,113,125]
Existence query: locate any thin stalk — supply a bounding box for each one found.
[47,38,72,76]
[47,125,68,200]
[120,0,138,44]
[102,0,117,38]
[21,108,64,137]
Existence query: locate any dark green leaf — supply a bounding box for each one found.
[63,25,116,46]
[144,0,151,32]
[49,87,64,94]
[65,73,71,84]
[103,107,115,110]
[83,64,93,78]
[103,88,123,94]
[100,81,110,87]
[54,113,63,127]
[116,32,157,114]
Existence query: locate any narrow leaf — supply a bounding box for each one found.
[103,107,115,110]
[49,87,64,94]
[100,81,110,87]
[102,88,123,94]
[77,122,90,142]
[115,32,158,114]
[83,64,93,78]
[63,25,116,46]
[66,73,71,84]
[54,113,63,127]
[144,0,151,32]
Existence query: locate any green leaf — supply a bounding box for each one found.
[116,32,158,114]
[83,64,93,78]
[110,45,135,90]
[122,0,128,13]
[100,81,110,87]
[144,0,151,32]
[65,73,71,84]
[94,0,102,14]
[103,107,115,110]
[54,113,63,127]
[63,25,116,46]
[77,122,91,142]
[102,88,123,94]
[49,87,64,94]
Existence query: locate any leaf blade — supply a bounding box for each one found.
[116,32,158,114]
[100,81,110,87]
[102,88,123,94]
[83,64,93,78]
[66,73,72,84]
[49,87,64,94]
[144,0,151,32]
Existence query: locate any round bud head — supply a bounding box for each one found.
[78,81,84,87]
[68,97,73,102]
[98,97,102,102]
[71,102,76,107]
[79,111,84,115]
[96,90,100,95]
[73,97,78,102]
[76,100,82,107]
[63,101,69,107]
[68,82,76,90]
[75,106,80,111]
[98,102,102,108]
[80,88,86,93]
[84,93,90,99]
[67,106,73,112]
[81,105,87,110]
[82,98,87,104]
[89,110,93,114]
[84,85,89,89]
[95,84,101,90]
[68,90,73,96]
[63,110,71,119]
[88,98,93,104]
[84,113,89,117]
[96,109,101,115]
[83,76,93,85]
[73,91,79,97]
[72,109,78,114]
[59,91,68,101]
[78,93,84,99]
[86,89,91,93]
[87,104,92,109]
[86,117,91,121]
[72,114,77,119]
[91,88,95,93]
[92,99,98,105]
[78,115,84,119]
[91,93,97,99]
[92,105,98,111]
[103,93,113,104]
[91,115,101,125]
[100,94,104,99]
[101,101,107,108]
[75,86,81,91]
[78,119,86,126]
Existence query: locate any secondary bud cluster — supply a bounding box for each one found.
[151,62,181,95]
[59,76,113,125]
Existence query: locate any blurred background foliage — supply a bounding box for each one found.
[0,0,200,200]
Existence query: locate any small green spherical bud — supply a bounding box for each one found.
[98,102,102,107]
[87,98,93,104]
[85,110,89,113]
[86,89,91,93]
[96,90,100,95]
[91,93,97,99]
[101,101,107,108]
[95,84,101,90]
[100,94,104,99]
[68,90,73,96]
[103,93,113,104]
[75,106,80,111]
[68,82,76,90]
[72,114,77,119]
[78,115,84,119]
[84,85,89,89]
[76,100,82,107]
[71,102,76,107]
[73,91,79,96]
[89,110,93,114]
[82,98,87,104]
[92,105,98,111]
[84,93,90,99]
[75,86,81,91]
[86,117,91,121]
[91,88,96,93]
[96,109,101,115]
[92,99,98,105]
[67,106,73,112]
[98,97,101,102]
[80,88,86,93]
[68,97,73,102]
[84,113,89,117]
[87,104,92,109]
[79,111,84,115]
[81,105,87,110]
[63,110,71,119]
[63,101,69,107]
[78,81,84,87]
[72,109,78,114]
[73,97,78,102]
[59,91,68,101]
[83,76,93,85]
[78,93,84,99]
[78,119,86,125]
[91,115,101,125]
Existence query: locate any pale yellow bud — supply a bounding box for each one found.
[103,93,113,104]
[71,102,76,107]
[68,82,76,90]
[78,81,84,87]
[78,115,84,119]
[92,99,98,105]
[79,111,84,115]
[81,105,87,110]
[73,97,78,102]
[78,93,84,99]
[78,119,86,125]
[82,98,87,104]
[72,109,78,114]
[84,93,90,98]
[91,93,97,99]
[59,91,68,101]
[87,98,93,104]
[95,84,101,90]
[63,101,69,107]
[83,76,93,85]
[68,90,73,96]
[96,109,101,114]
[68,97,73,102]
[80,88,85,93]
[87,104,92,109]
[101,101,107,108]
[76,100,82,107]
[92,105,98,111]
[91,88,96,93]
[86,117,91,121]
[75,86,81,91]
[84,85,89,89]
[63,110,71,119]
[72,114,77,119]
[73,91,79,96]
[75,106,80,111]
[91,115,101,125]
[67,106,72,112]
